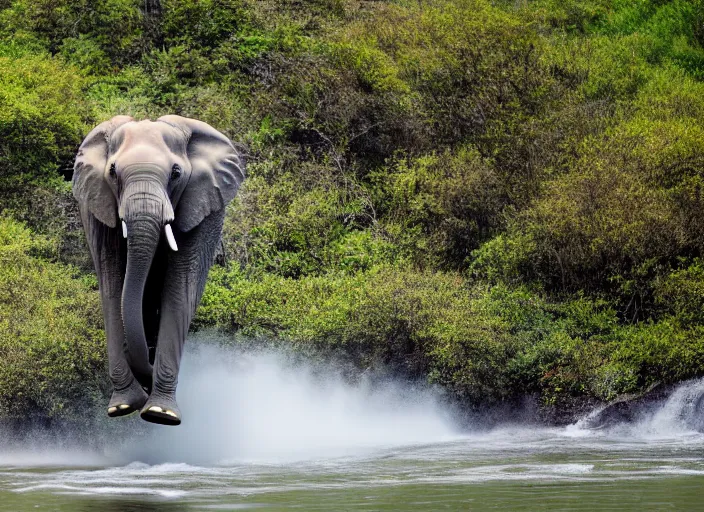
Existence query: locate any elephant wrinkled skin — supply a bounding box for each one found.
[73,115,245,426]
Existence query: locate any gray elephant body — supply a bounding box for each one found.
[73,116,244,425]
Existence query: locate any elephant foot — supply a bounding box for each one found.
[107,379,148,417]
[140,392,181,426]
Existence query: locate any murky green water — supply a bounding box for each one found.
[3,429,704,511]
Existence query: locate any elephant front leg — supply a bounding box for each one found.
[104,294,148,416]
[140,210,225,426]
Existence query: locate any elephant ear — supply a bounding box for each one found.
[158,115,245,233]
[72,116,134,228]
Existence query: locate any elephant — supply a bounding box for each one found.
[72,115,245,426]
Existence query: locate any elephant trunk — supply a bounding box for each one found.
[119,177,175,389]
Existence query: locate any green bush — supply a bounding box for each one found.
[472,63,704,313]
[655,259,704,326]
[0,47,87,187]
[0,0,146,65]
[223,156,388,277]
[372,147,504,269]
[0,218,106,420]
[0,45,91,257]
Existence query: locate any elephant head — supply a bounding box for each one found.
[73,115,245,397]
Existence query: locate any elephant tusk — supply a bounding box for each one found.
[164,224,178,251]
[122,220,128,239]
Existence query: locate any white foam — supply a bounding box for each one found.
[566,378,704,442]
[637,379,704,436]
[114,343,459,464]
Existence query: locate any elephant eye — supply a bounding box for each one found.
[109,163,116,177]
[170,164,182,180]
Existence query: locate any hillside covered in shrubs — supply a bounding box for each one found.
[3,0,704,421]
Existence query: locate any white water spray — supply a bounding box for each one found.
[564,378,704,443]
[117,343,459,464]
[0,337,459,466]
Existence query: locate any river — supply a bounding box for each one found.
[2,343,704,511]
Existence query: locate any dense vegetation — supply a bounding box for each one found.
[3,0,704,421]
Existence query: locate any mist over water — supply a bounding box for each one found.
[117,341,460,464]
[0,336,460,466]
